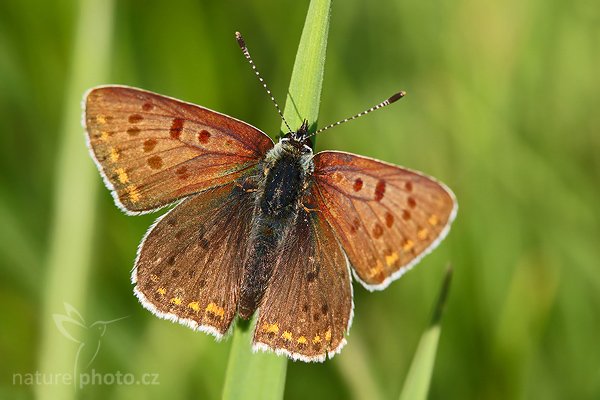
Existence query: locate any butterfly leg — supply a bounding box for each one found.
[301,203,321,213]
[234,177,259,193]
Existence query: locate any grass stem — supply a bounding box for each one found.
[222,0,331,398]
[36,0,114,398]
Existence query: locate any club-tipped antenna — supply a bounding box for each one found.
[236,32,292,134]
[307,91,406,138]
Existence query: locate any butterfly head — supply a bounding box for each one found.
[267,120,314,173]
[282,120,313,153]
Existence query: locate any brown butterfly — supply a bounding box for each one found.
[83,33,457,362]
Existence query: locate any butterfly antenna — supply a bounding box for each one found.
[307,91,406,138]
[235,32,293,134]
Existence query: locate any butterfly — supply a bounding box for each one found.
[83,33,457,363]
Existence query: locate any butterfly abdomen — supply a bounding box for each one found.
[238,140,313,319]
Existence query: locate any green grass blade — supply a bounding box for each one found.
[399,266,453,400]
[280,0,331,136]
[222,320,287,400]
[223,1,331,398]
[36,0,114,399]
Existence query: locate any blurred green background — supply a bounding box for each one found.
[1,0,599,399]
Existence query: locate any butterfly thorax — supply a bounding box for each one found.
[238,135,314,319]
[260,138,313,215]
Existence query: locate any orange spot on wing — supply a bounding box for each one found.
[116,168,129,183]
[407,197,417,208]
[147,155,163,169]
[428,214,439,226]
[353,178,363,192]
[176,166,189,180]
[385,251,399,267]
[281,331,293,341]
[403,239,415,252]
[127,127,141,136]
[297,336,307,344]
[262,323,280,334]
[170,296,182,305]
[126,185,141,203]
[143,139,157,152]
[197,129,211,143]
[375,180,386,201]
[372,224,384,239]
[205,302,225,320]
[367,260,384,278]
[170,118,184,139]
[349,218,361,234]
[385,212,394,227]
[129,114,143,123]
[417,228,429,240]
[109,147,119,162]
[188,301,200,312]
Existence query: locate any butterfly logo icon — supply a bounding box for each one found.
[83,32,456,362]
[53,303,127,377]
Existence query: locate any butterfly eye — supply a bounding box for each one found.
[302,136,313,151]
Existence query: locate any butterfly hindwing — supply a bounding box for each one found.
[252,204,353,362]
[133,182,256,338]
[84,86,273,214]
[313,151,457,290]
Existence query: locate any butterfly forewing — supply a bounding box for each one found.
[313,151,457,290]
[133,183,256,338]
[84,86,273,213]
[253,205,353,362]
